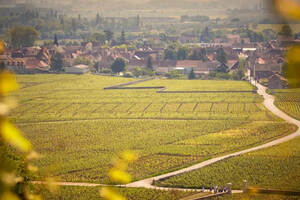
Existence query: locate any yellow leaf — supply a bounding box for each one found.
[27,194,43,200]
[286,46,300,88]
[45,177,59,194]
[26,151,42,160]
[0,192,20,200]
[0,40,4,55]
[27,164,38,172]
[1,119,32,152]
[120,151,138,163]
[1,172,23,186]
[274,0,300,20]
[100,187,126,200]
[0,103,9,115]
[109,169,131,184]
[0,72,19,94]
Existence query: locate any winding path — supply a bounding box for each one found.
[125,81,300,189]
[34,81,300,192]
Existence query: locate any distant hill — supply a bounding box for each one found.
[146,0,262,9]
[11,0,263,11]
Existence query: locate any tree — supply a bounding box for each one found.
[9,26,40,49]
[90,32,106,44]
[279,24,293,37]
[54,34,59,46]
[216,47,227,64]
[111,57,126,73]
[200,27,212,42]
[146,56,153,70]
[120,30,126,44]
[189,48,207,61]
[60,17,64,26]
[262,29,277,41]
[177,46,189,60]
[50,52,64,72]
[96,13,100,25]
[71,18,76,32]
[104,30,113,42]
[74,56,93,67]
[164,48,177,60]
[188,68,196,79]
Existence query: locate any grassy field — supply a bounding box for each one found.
[272,88,300,120]
[35,186,198,200]
[11,75,294,185]
[131,79,255,91]
[156,137,300,191]
[213,193,300,200]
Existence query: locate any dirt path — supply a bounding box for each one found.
[33,81,300,192]
[125,81,300,189]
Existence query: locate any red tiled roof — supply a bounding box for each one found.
[24,58,49,70]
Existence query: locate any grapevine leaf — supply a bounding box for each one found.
[0,192,20,200]
[1,119,32,152]
[0,72,19,95]
[100,187,126,200]
[286,46,300,88]
[0,40,4,55]
[274,0,300,20]
[109,169,131,184]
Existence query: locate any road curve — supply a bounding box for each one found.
[125,81,300,189]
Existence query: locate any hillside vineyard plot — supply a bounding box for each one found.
[156,136,300,191]
[273,89,300,120]
[36,186,199,200]
[12,75,293,183]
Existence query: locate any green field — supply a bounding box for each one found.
[272,89,300,120]
[213,193,300,200]
[131,79,255,91]
[156,137,300,191]
[35,186,197,200]
[11,75,294,186]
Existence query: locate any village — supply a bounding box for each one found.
[0,29,298,89]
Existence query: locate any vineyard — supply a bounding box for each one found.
[272,89,300,120]
[36,186,197,200]
[129,79,256,91]
[11,75,294,187]
[214,193,300,200]
[11,75,274,123]
[156,136,300,191]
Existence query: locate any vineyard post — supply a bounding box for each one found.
[227,183,232,194]
[243,180,248,193]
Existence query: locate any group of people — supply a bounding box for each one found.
[207,185,230,193]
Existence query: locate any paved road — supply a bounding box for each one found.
[34,81,300,192]
[125,81,300,189]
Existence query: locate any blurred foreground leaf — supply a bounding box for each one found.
[286,46,300,88]
[109,169,131,184]
[274,0,300,20]
[100,188,126,200]
[0,72,19,95]
[0,192,19,200]
[1,119,32,152]
[0,40,4,55]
